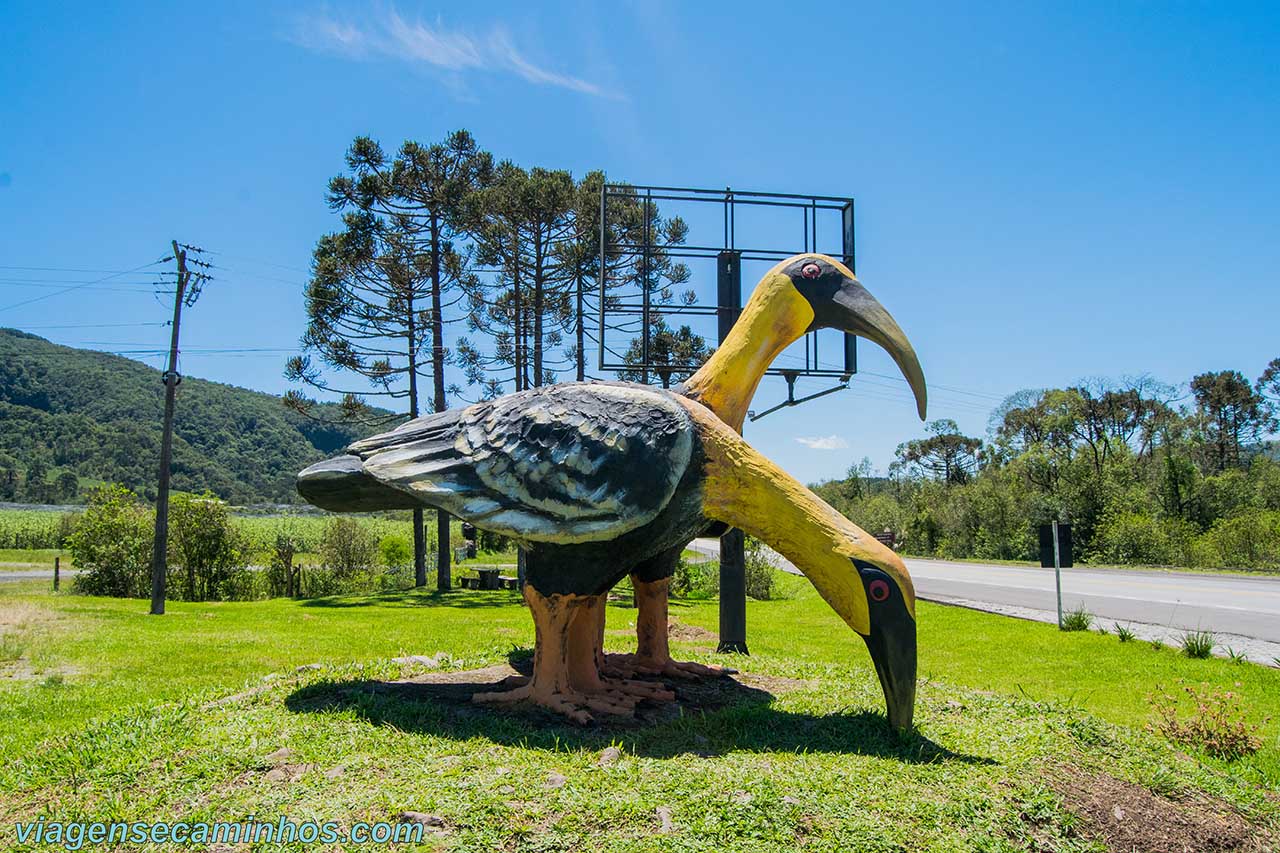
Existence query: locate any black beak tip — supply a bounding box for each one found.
[863,621,918,737]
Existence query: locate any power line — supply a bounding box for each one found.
[0,259,168,313]
[10,321,171,331]
[0,264,153,274]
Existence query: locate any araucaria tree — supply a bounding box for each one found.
[286,132,491,590]
[458,163,577,392]
[607,188,700,386]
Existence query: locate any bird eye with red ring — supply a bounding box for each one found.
[869,578,891,602]
[800,262,822,279]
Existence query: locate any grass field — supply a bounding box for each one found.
[1,580,1278,850]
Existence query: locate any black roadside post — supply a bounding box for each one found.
[716,247,749,654]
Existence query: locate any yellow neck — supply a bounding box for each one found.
[681,273,813,432]
[676,397,915,632]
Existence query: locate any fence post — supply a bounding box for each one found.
[53,556,60,592]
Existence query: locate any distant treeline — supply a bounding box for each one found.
[0,329,374,504]
[814,364,1280,571]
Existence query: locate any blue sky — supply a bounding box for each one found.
[2,2,1278,485]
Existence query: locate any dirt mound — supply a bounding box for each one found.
[667,619,716,644]
[1047,765,1269,852]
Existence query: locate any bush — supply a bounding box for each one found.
[1179,630,1215,659]
[671,554,718,599]
[68,485,153,598]
[1190,509,1280,570]
[1146,681,1264,760]
[311,516,379,594]
[379,534,412,570]
[1092,511,1195,566]
[167,492,250,601]
[1059,606,1093,632]
[744,536,784,600]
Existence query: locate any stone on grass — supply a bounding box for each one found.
[399,812,445,827]
[598,746,622,766]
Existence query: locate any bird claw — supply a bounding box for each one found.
[472,682,640,724]
[601,653,732,682]
[601,676,676,703]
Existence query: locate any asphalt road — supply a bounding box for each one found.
[0,569,77,582]
[689,539,1280,644]
[903,559,1280,643]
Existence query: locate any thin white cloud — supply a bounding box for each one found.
[795,435,850,451]
[289,8,613,98]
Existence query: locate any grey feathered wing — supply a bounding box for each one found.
[346,383,694,545]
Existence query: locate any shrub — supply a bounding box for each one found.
[1060,606,1093,632]
[1092,511,1195,566]
[317,514,376,589]
[68,485,153,598]
[1115,624,1136,642]
[167,492,250,601]
[379,534,413,571]
[1146,681,1264,760]
[671,554,718,599]
[1190,509,1280,570]
[1179,630,1215,659]
[744,536,782,600]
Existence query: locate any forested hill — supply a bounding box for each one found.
[0,329,377,504]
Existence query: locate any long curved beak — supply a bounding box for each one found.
[862,615,917,732]
[833,278,928,420]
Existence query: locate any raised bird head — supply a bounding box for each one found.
[682,253,927,429]
[783,253,927,419]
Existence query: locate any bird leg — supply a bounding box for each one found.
[472,587,637,724]
[570,593,674,705]
[609,576,731,680]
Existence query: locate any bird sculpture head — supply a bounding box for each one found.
[852,555,916,732]
[682,253,927,430]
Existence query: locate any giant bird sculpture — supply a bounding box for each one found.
[298,254,927,729]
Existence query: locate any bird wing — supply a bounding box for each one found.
[348,383,695,544]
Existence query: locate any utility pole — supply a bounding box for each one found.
[149,240,209,615]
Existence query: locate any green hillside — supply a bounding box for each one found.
[0,328,374,504]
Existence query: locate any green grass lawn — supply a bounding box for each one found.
[1,580,1277,850]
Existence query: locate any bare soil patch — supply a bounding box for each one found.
[287,660,780,730]
[1045,764,1271,852]
[667,619,716,644]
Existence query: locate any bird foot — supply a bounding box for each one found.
[606,653,735,681]
[600,676,676,703]
[471,682,635,725]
